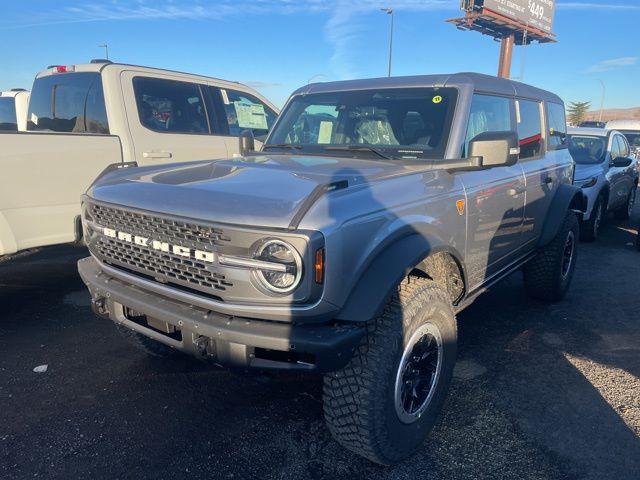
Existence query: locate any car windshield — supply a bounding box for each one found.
[266,87,458,160]
[568,135,607,164]
[0,97,17,131]
[619,130,640,149]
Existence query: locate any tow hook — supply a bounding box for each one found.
[91,297,109,318]
[193,335,213,357]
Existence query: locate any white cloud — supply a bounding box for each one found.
[588,57,638,73]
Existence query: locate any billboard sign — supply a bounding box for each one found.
[482,0,556,33]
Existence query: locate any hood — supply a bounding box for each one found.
[88,155,411,229]
[574,163,605,182]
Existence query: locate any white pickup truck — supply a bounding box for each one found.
[0,89,30,132]
[0,61,279,257]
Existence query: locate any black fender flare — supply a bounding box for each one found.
[538,184,587,247]
[334,233,465,323]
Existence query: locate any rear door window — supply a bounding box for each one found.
[546,102,567,149]
[133,77,209,135]
[465,94,513,155]
[0,97,17,131]
[27,72,109,134]
[215,88,277,140]
[516,99,543,160]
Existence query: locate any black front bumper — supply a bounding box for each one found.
[78,257,364,372]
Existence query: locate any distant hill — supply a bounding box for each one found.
[584,107,640,122]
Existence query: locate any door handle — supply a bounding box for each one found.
[508,187,525,197]
[544,177,554,185]
[143,151,173,159]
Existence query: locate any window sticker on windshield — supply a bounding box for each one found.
[318,121,334,144]
[432,95,443,104]
[220,89,230,105]
[234,101,268,130]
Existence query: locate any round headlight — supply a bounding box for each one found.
[254,239,303,293]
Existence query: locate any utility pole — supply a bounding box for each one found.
[381,8,394,77]
[497,33,515,79]
[598,79,606,122]
[98,44,109,60]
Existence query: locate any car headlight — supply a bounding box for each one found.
[253,239,303,293]
[578,177,598,189]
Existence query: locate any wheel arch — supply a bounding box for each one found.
[538,184,587,248]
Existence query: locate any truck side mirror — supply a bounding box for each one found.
[239,129,255,157]
[468,131,520,168]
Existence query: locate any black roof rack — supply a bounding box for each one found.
[91,59,112,64]
[10,88,27,92]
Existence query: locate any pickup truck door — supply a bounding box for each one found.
[120,71,230,166]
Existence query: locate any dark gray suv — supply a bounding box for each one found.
[78,73,585,464]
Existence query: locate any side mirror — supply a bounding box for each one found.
[612,156,633,168]
[239,129,255,156]
[468,131,520,168]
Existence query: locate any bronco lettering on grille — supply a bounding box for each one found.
[103,227,216,264]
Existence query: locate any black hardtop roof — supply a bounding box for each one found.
[293,72,563,104]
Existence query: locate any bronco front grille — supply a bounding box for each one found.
[86,202,233,296]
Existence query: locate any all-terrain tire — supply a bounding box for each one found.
[322,277,457,465]
[524,212,579,302]
[580,194,603,242]
[614,187,636,220]
[115,323,179,358]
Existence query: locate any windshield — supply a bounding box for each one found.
[619,130,640,149]
[266,87,458,160]
[568,135,607,165]
[0,97,17,131]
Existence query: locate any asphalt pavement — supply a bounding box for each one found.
[1,210,639,480]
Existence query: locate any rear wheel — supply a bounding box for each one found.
[323,277,457,465]
[614,187,636,220]
[524,212,579,302]
[580,195,603,242]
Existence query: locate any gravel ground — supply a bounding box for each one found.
[1,210,639,480]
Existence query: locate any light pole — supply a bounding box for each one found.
[380,8,394,77]
[598,79,606,123]
[99,44,109,60]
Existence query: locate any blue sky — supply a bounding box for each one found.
[0,1,638,109]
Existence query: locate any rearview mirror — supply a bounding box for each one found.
[612,156,633,168]
[239,129,255,156]
[468,131,520,168]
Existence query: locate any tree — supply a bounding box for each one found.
[567,101,592,125]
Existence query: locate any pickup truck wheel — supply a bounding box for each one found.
[580,195,603,242]
[115,324,179,359]
[523,212,579,302]
[322,277,457,465]
[614,187,636,220]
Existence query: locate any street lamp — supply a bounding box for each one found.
[98,44,109,60]
[598,79,606,123]
[380,8,394,77]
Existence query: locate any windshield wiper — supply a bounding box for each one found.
[324,145,392,160]
[263,143,303,151]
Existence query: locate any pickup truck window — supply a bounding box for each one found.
[546,102,568,150]
[133,77,209,135]
[267,88,457,160]
[465,94,512,155]
[516,99,543,160]
[217,88,277,140]
[27,72,109,134]
[0,97,17,131]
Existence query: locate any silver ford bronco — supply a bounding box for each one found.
[78,73,585,464]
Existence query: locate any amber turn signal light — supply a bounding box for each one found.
[314,248,325,284]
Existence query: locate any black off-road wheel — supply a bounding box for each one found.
[115,324,180,359]
[614,187,636,220]
[580,195,603,242]
[523,212,579,302]
[323,277,457,465]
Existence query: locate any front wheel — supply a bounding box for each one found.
[614,187,636,220]
[580,195,603,242]
[323,277,457,465]
[523,212,579,302]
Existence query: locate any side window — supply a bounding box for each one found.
[465,94,512,155]
[0,97,17,131]
[133,77,209,134]
[218,88,277,140]
[546,102,567,149]
[516,99,543,160]
[27,72,109,134]
[610,135,622,159]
